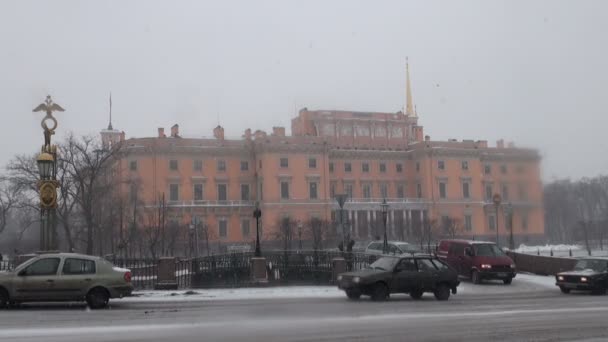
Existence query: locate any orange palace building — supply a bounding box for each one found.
[102,64,544,250]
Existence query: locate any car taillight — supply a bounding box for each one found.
[124,271,132,283]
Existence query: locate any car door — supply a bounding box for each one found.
[13,257,61,301]
[416,258,439,290]
[392,258,419,292]
[55,258,97,299]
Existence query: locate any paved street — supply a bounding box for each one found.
[1,277,607,342]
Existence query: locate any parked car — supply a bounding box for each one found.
[364,241,420,257]
[437,239,516,284]
[337,254,459,301]
[0,252,133,309]
[555,258,608,295]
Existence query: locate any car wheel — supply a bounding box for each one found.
[0,289,8,309]
[346,290,361,300]
[503,277,513,285]
[559,286,570,294]
[472,270,481,284]
[410,289,424,300]
[371,283,389,301]
[434,284,451,301]
[86,288,109,309]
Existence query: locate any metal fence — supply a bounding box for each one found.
[0,260,14,272]
[109,258,159,290]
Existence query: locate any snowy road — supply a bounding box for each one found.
[1,275,607,342]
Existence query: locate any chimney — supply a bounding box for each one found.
[476,140,488,148]
[254,130,267,140]
[496,139,504,149]
[424,135,430,142]
[170,124,179,138]
[272,126,286,137]
[120,131,126,142]
[158,127,166,138]
[213,125,225,140]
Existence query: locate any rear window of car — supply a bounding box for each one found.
[62,258,96,275]
[417,258,437,271]
[431,259,450,271]
[368,242,382,250]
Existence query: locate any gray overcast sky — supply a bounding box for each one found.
[1,0,606,180]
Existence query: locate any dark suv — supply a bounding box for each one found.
[337,254,459,301]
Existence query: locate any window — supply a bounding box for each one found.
[169,160,178,171]
[193,160,203,171]
[241,184,250,201]
[441,216,450,233]
[362,162,370,173]
[396,258,417,272]
[439,182,447,199]
[380,183,388,198]
[379,163,386,173]
[431,259,449,271]
[129,160,137,171]
[416,162,420,172]
[417,258,437,271]
[217,184,227,201]
[217,160,226,172]
[170,184,179,201]
[518,184,528,200]
[484,164,491,175]
[240,161,249,171]
[23,258,60,276]
[329,162,334,173]
[281,181,289,199]
[461,161,469,171]
[344,162,352,172]
[218,219,228,238]
[488,214,496,231]
[485,184,493,201]
[502,184,509,201]
[309,182,318,199]
[280,157,289,168]
[363,184,372,199]
[330,182,336,198]
[416,183,422,198]
[500,165,507,174]
[396,163,403,173]
[345,184,353,198]
[397,185,405,199]
[62,258,95,275]
[464,215,473,231]
[522,214,529,231]
[438,160,445,170]
[308,158,317,169]
[462,182,470,199]
[241,219,250,237]
[194,184,204,201]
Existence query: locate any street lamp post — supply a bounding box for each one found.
[253,203,262,257]
[34,95,64,251]
[493,194,502,247]
[381,198,389,254]
[335,194,349,253]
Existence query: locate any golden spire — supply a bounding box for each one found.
[405,57,416,117]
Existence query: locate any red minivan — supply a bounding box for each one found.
[437,239,516,284]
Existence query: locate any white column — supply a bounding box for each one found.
[371,210,377,239]
[390,210,396,239]
[367,211,372,239]
[353,210,358,238]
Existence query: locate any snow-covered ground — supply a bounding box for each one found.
[513,244,608,257]
[123,273,556,303]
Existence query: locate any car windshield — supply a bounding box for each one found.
[474,244,505,257]
[369,257,400,271]
[574,259,608,272]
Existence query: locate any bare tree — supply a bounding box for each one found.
[275,216,295,251]
[0,178,18,234]
[443,217,463,238]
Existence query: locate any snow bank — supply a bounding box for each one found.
[514,244,580,253]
